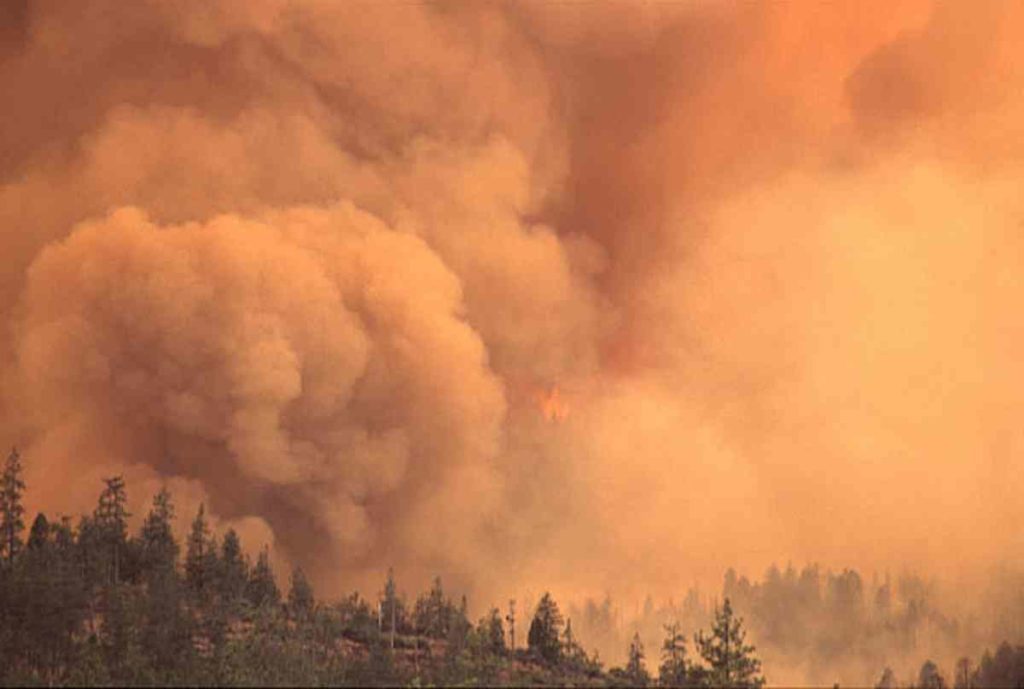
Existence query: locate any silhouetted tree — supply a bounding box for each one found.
[659,622,690,687]
[626,631,651,686]
[218,528,248,604]
[478,607,506,656]
[414,575,452,638]
[528,592,564,664]
[246,546,279,608]
[185,503,218,598]
[138,488,177,579]
[0,447,26,565]
[27,512,50,550]
[918,659,946,689]
[95,476,129,584]
[973,642,1024,689]
[694,598,765,688]
[380,567,407,643]
[288,566,314,618]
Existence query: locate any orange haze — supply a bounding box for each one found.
[2,1,1024,678]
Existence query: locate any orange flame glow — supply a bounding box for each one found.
[537,386,570,423]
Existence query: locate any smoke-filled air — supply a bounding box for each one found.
[3,1,1024,685]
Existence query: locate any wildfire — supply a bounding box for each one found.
[537,385,570,423]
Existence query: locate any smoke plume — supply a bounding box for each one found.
[3,1,1024,680]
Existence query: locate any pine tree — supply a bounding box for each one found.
[138,488,178,578]
[287,566,314,618]
[659,622,690,687]
[27,512,50,551]
[218,528,248,604]
[447,593,471,652]
[95,476,130,584]
[527,592,564,664]
[414,575,450,638]
[478,608,506,656]
[246,547,279,608]
[694,598,765,688]
[185,503,218,598]
[380,567,403,647]
[918,660,946,689]
[626,631,651,687]
[0,447,26,565]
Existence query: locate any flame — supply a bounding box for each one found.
[537,385,570,423]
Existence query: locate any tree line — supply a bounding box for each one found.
[0,446,764,686]
[4,445,1022,687]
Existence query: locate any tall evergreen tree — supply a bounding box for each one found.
[246,546,279,608]
[218,528,248,604]
[447,594,471,652]
[527,592,564,664]
[95,476,129,584]
[694,598,765,688]
[414,575,451,638]
[380,567,406,644]
[185,503,218,598]
[918,659,946,689]
[27,512,50,551]
[53,515,75,552]
[659,622,690,687]
[0,447,26,565]
[288,565,314,618]
[138,487,178,578]
[478,608,506,656]
[626,631,651,687]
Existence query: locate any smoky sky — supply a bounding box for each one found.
[2,0,1024,622]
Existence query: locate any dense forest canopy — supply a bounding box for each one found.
[3,449,1023,687]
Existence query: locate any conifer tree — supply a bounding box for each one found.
[528,592,564,664]
[659,622,690,687]
[95,476,129,584]
[288,566,314,618]
[218,528,248,603]
[626,631,651,687]
[27,512,50,551]
[0,447,26,565]
[560,618,593,674]
[448,593,471,651]
[478,608,506,656]
[380,567,403,646]
[246,547,279,608]
[185,503,218,597]
[694,598,765,688]
[414,575,450,638]
[138,488,178,578]
[918,660,946,689]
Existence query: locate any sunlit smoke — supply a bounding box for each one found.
[2,2,1024,682]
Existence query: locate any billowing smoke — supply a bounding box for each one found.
[3,1,1024,678]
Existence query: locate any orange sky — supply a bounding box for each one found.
[2,1,1024,648]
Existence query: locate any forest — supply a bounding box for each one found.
[1,446,1022,688]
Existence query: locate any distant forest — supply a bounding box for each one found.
[1,446,1022,687]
